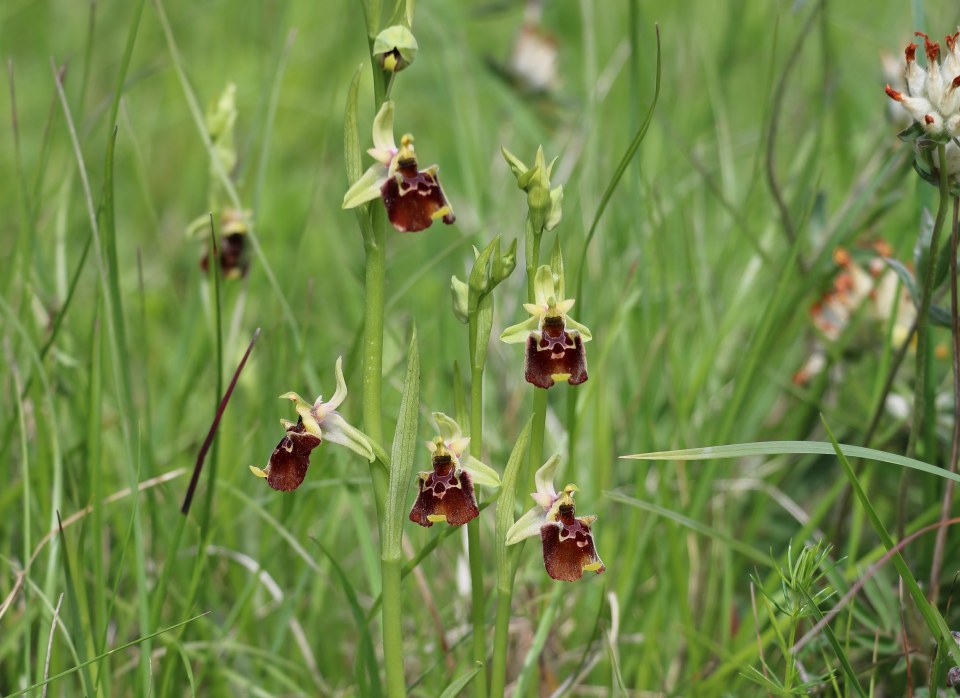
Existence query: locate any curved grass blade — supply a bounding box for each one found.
[621,441,960,484]
[438,662,484,698]
[603,491,770,566]
[7,613,208,697]
[575,23,661,302]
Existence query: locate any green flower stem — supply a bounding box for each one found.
[908,144,950,458]
[361,48,400,695]
[380,555,405,698]
[467,365,489,697]
[363,210,389,516]
[529,389,548,485]
[491,227,548,697]
[899,144,950,536]
[525,219,541,301]
[490,555,520,698]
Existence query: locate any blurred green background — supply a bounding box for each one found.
[4,0,960,694]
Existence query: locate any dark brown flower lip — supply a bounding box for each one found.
[380,164,455,233]
[409,467,479,527]
[261,418,321,492]
[539,510,605,582]
[524,330,588,389]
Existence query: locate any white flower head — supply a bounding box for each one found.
[885,31,960,178]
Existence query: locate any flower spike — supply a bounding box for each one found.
[505,456,604,581]
[251,357,374,492]
[343,101,455,232]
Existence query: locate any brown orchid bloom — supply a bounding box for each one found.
[409,413,500,527]
[342,101,455,233]
[501,265,592,389]
[250,358,374,491]
[505,456,605,582]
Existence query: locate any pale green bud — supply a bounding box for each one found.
[373,26,419,73]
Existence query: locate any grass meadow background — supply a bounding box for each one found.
[4,0,960,695]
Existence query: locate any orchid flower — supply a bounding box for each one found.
[408,413,500,527]
[342,101,455,233]
[500,265,592,389]
[250,357,373,491]
[505,456,605,582]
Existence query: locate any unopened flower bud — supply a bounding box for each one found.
[451,275,469,323]
[373,25,418,73]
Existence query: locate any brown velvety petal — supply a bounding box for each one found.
[265,419,321,492]
[540,514,605,582]
[408,463,479,527]
[524,323,588,389]
[381,162,456,233]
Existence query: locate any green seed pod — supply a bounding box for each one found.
[373,25,419,73]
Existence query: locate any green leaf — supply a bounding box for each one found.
[550,236,565,299]
[621,441,960,484]
[383,327,421,561]
[344,63,364,187]
[884,257,918,307]
[495,417,534,589]
[7,613,208,697]
[896,121,926,142]
[438,662,484,698]
[798,585,867,698]
[929,304,954,328]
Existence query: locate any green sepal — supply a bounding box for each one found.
[505,504,544,545]
[433,412,462,442]
[897,121,926,143]
[469,236,500,296]
[493,237,518,286]
[343,164,385,209]
[500,146,528,181]
[500,316,538,344]
[461,455,500,488]
[565,316,593,342]
[451,275,469,323]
